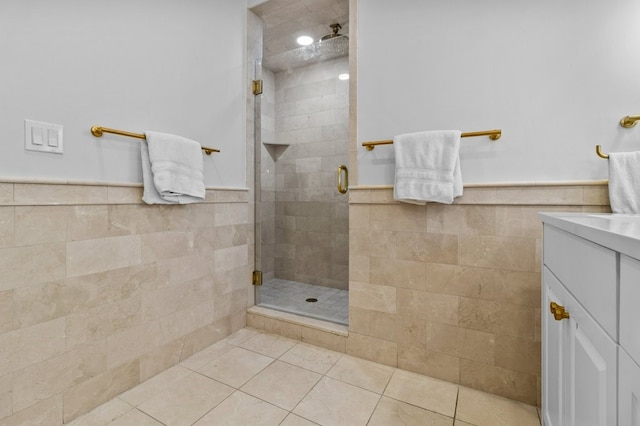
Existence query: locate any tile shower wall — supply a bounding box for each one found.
[346,184,611,407]
[273,56,349,289]
[0,182,252,424]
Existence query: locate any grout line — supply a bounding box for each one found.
[186,389,245,426]
[268,335,348,424]
[115,397,136,409]
[379,367,396,397]
[380,394,458,421]
[365,394,384,425]
[452,386,460,422]
[135,408,167,426]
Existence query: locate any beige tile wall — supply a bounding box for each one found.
[0,182,252,424]
[347,183,611,406]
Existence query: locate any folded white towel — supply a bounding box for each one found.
[393,130,463,204]
[608,151,640,214]
[141,131,205,205]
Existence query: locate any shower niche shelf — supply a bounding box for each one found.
[263,142,289,161]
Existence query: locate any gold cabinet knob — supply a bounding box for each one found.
[550,302,570,321]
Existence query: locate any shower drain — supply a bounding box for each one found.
[305,298,318,303]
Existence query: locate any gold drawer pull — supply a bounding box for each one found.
[550,302,570,321]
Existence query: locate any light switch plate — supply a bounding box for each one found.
[25,119,63,154]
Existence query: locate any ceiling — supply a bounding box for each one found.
[250,0,349,72]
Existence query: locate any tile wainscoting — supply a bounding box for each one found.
[250,182,611,407]
[0,180,253,424]
[348,183,610,407]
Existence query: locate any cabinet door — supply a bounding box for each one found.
[543,272,567,426]
[620,254,640,364]
[573,313,616,426]
[619,348,640,426]
[544,267,617,426]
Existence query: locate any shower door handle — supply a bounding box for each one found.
[337,165,348,194]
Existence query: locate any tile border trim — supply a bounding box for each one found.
[349,181,610,206]
[0,179,249,206]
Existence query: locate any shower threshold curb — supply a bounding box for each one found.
[247,305,349,337]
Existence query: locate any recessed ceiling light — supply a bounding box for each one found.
[296,35,314,46]
[338,73,349,80]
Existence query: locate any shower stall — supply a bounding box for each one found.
[250,0,350,325]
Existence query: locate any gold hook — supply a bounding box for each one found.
[595,145,609,159]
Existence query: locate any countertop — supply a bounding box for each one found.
[539,212,640,261]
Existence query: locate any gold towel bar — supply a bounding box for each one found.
[620,115,640,128]
[90,126,220,155]
[361,129,502,151]
[596,113,640,158]
[595,145,609,159]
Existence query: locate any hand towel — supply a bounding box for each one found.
[608,151,640,214]
[141,131,205,205]
[393,130,463,205]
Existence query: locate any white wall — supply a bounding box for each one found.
[357,0,640,184]
[0,0,246,187]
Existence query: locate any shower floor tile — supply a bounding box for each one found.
[257,278,348,326]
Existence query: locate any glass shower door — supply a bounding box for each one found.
[253,54,350,326]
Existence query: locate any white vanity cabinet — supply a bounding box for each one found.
[619,254,640,426]
[540,213,640,426]
[542,226,617,426]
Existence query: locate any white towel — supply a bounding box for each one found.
[141,131,205,205]
[608,151,640,214]
[393,130,463,204]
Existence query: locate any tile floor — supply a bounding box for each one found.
[69,328,541,426]
[258,278,349,326]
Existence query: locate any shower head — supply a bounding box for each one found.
[320,23,346,42]
[262,23,349,72]
[318,23,349,55]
